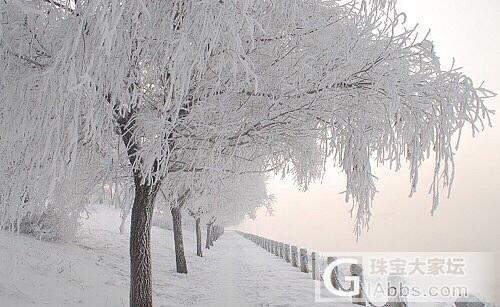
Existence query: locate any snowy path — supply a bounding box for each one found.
[0,206,353,306]
[206,231,318,306]
[186,231,354,306]
[209,234,244,306]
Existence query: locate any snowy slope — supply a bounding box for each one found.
[0,205,352,306]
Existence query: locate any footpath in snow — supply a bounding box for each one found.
[0,205,353,306]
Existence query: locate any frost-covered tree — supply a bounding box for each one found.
[158,159,269,272]
[0,0,493,305]
[188,172,273,257]
[161,185,191,274]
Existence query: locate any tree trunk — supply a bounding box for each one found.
[119,209,128,234]
[119,183,130,234]
[195,217,202,257]
[205,224,211,249]
[130,181,157,307]
[171,206,188,274]
[209,225,214,246]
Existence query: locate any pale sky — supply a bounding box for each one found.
[236,0,500,297]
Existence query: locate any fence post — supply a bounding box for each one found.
[350,263,365,306]
[326,257,338,289]
[387,275,407,307]
[300,248,309,273]
[291,246,299,267]
[284,244,291,263]
[311,252,318,280]
[274,241,279,257]
[278,242,284,258]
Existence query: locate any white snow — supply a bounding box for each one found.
[0,205,352,306]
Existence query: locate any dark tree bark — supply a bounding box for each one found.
[129,179,158,307]
[205,224,211,249]
[213,226,219,241]
[171,206,188,274]
[195,217,202,257]
[209,225,214,246]
[114,101,162,307]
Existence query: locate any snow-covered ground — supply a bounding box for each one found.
[0,205,353,306]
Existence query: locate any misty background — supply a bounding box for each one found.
[236,0,500,297]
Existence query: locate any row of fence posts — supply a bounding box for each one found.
[236,231,408,307]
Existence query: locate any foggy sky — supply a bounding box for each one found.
[236,0,500,299]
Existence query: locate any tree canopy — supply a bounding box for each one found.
[1,0,493,234]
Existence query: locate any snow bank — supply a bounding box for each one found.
[0,205,348,306]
